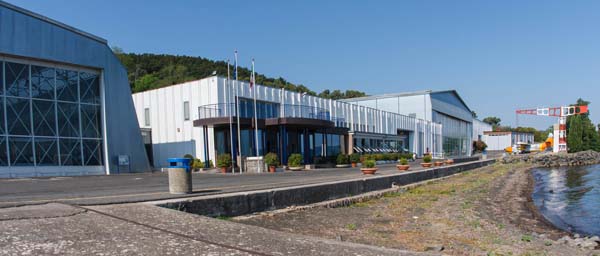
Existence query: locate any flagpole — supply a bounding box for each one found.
[252,58,259,159]
[227,59,236,174]
[235,50,242,173]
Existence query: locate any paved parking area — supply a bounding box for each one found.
[0,161,430,207]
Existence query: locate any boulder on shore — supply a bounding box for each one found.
[500,150,600,167]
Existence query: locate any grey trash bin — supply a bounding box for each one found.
[167,158,192,194]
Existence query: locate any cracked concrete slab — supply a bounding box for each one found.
[0,203,86,221]
[0,203,432,255]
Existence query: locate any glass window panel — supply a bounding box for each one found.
[9,136,33,166]
[0,137,7,166]
[0,62,3,95]
[35,138,58,165]
[6,97,31,135]
[183,101,190,121]
[0,97,4,135]
[59,138,81,165]
[56,69,78,102]
[31,65,55,99]
[57,102,80,137]
[5,62,29,97]
[144,108,150,126]
[33,100,56,136]
[79,72,100,104]
[81,104,101,138]
[82,139,102,166]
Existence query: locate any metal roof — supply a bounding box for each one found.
[0,1,108,44]
[341,89,472,113]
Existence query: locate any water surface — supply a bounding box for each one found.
[532,164,600,235]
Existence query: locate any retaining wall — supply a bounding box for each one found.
[157,159,496,217]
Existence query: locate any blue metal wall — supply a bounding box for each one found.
[0,2,150,173]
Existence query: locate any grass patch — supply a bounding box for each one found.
[346,223,357,230]
[521,234,533,242]
[215,216,232,221]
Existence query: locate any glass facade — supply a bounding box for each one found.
[0,60,103,167]
[433,111,472,156]
[238,98,279,119]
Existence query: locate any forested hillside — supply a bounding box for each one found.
[113,48,367,100]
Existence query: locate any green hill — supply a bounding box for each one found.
[113,49,366,100]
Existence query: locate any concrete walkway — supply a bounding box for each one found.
[0,202,433,255]
[0,161,431,208]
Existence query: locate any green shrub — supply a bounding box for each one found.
[264,152,279,167]
[288,153,303,167]
[473,140,488,152]
[336,154,349,165]
[423,155,432,163]
[349,154,361,163]
[183,154,194,160]
[363,159,376,168]
[191,158,203,170]
[216,153,232,168]
[399,158,408,165]
[205,159,214,168]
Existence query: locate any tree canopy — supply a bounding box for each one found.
[566,98,599,152]
[113,50,367,100]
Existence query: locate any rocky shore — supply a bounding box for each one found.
[501,150,600,167]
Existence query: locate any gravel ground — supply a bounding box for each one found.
[237,163,600,255]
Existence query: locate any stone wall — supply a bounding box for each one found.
[500,150,600,167]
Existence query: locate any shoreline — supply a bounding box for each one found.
[523,166,571,238]
[237,162,599,254]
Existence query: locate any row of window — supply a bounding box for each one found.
[0,59,103,166]
[1,62,100,103]
[0,137,103,166]
[144,100,191,126]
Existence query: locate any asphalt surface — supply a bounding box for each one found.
[0,161,430,208]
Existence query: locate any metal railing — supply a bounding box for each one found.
[197,103,345,124]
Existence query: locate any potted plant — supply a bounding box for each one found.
[421,155,433,168]
[434,159,444,166]
[350,154,360,168]
[264,152,279,173]
[396,158,410,171]
[336,154,350,168]
[361,159,377,175]
[191,158,204,172]
[445,158,454,165]
[288,153,303,171]
[216,153,232,173]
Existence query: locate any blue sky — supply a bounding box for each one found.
[8,0,600,129]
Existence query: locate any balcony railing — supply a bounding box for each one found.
[197,103,345,124]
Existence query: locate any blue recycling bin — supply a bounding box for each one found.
[167,158,191,172]
[167,158,192,194]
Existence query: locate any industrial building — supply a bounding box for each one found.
[132,77,448,168]
[0,1,150,177]
[342,90,476,157]
[482,131,535,151]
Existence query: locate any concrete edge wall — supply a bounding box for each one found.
[157,159,496,217]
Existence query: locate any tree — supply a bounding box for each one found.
[471,111,477,118]
[566,98,600,152]
[483,117,502,130]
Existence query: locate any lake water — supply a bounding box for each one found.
[532,164,600,236]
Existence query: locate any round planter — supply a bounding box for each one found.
[351,163,357,168]
[445,159,454,165]
[434,162,444,167]
[421,163,433,168]
[220,167,228,173]
[336,164,350,168]
[268,165,277,173]
[360,168,378,175]
[289,166,303,171]
[396,165,410,171]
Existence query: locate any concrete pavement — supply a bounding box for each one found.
[0,161,429,208]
